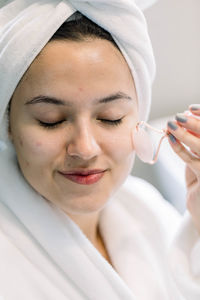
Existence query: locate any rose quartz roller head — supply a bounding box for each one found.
[132,124,154,163]
[132,121,167,164]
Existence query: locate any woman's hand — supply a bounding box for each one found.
[167,104,200,234]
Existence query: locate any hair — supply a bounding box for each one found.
[49,11,120,49]
[7,11,120,118]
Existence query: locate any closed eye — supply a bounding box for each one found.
[37,118,123,129]
[100,119,122,126]
[38,120,64,129]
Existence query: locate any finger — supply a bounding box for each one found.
[185,165,197,188]
[175,113,200,136]
[167,133,200,172]
[189,104,200,116]
[167,121,200,157]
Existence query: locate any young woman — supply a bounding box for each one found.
[0,1,200,299]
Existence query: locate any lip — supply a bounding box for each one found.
[60,169,106,176]
[58,170,106,185]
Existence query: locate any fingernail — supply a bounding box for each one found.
[168,133,176,144]
[175,113,188,123]
[189,104,200,111]
[167,121,178,130]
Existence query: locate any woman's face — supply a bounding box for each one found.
[9,38,138,215]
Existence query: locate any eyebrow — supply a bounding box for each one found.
[25,92,133,107]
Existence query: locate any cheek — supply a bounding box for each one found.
[104,127,135,196]
[105,127,134,163]
[14,128,63,164]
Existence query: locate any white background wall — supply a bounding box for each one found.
[131,0,200,212]
[144,0,200,120]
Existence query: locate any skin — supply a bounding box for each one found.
[9,38,138,255]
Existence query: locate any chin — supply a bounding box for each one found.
[60,196,110,215]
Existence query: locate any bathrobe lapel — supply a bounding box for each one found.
[99,192,171,300]
[0,151,136,300]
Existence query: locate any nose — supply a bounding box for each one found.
[67,122,102,160]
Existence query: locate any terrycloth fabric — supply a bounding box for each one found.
[0,158,200,299]
[0,0,156,150]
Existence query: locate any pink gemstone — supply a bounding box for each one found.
[132,127,154,163]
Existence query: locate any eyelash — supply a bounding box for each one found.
[38,118,123,129]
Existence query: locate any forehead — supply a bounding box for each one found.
[24,39,132,83]
[13,39,137,108]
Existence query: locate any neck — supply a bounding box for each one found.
[67,211,100,246]
[66,210,112,266]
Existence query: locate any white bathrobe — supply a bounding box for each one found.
[0,141,200,300]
